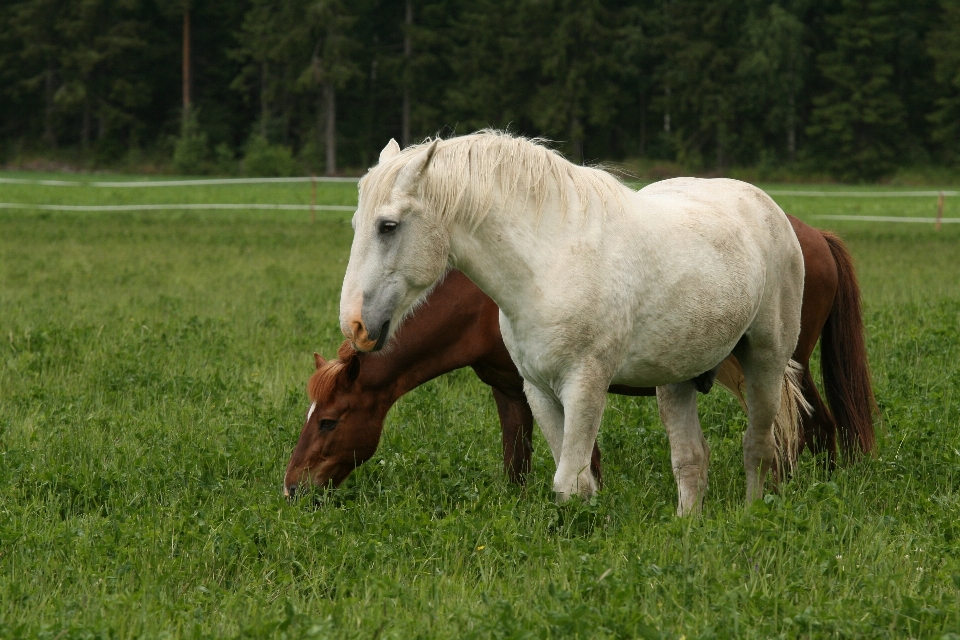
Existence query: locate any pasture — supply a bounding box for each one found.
[1,174,959,638]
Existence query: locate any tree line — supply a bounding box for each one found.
[1,0,958,180]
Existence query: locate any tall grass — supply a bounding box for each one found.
[0,178,958,637]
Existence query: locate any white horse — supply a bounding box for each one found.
[339,131,805,515]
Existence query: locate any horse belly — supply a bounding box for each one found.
[611,282,759,387]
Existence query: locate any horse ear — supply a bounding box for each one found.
[394,139,439,194]
[340,356,361,387]
[314,352,326,370]
[379,138,401,163]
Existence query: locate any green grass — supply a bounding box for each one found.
[1,175,959,638]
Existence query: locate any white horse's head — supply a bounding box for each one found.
[340,138,449,352]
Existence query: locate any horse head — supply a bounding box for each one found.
[340,138,450,352]
[283,345,386,497]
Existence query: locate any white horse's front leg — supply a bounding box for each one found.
[553,374,607,502]
[523,381,565,466]
[657,382,710,516]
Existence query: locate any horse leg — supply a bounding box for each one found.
[491,387,534,484]
[523,381,565,466]
[735,343,793,504]
[657,381,710,516]
[553,369,607,501]
[523,381,605,487]
[799,366,837,465]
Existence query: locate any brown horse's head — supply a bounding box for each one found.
[283,342,385,497]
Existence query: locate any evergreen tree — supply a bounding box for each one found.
[55,0,149,154]
[6,0,65,148]
[735,2,807,164]
[232,0,311,144]
[616,2,662,159]
[525,0,622,162]
[0,0,953,175]
[656,0,748,169]
[806,0,906,180]
[307,0,362,174]
[444,0,537,134]
[927,0,960,162]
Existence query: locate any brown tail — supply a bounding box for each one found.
[820,232,878,459]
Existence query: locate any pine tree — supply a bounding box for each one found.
[524,0,622,162]
[806,0,906,180]
[735,2,806,164]
[927,0,960,162]
[55,0,149,154]
[307,0,362,174]
[6,0,64,148]
[444,0,537,134]
[655,0,748,169]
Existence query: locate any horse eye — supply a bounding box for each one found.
[377,220,398,235]
[319,419,337,432]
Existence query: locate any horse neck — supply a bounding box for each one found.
[355,277,493,405]
[447,184,621,321]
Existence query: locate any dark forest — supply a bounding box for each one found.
[2,0,958,180]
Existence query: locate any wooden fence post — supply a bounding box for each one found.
[311,175,317,224]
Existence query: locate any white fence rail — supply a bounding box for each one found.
[0,202,354,212]
[0,176,358,187]
[3,175,957,225]
[766,190,959,197]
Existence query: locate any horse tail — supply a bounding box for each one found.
[714,357,809,474]
[820,231,878,460]
[774,359,810,474]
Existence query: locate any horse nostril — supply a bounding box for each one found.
[284,484,298,499]
[352,320,366,340]
[373,320,391,351]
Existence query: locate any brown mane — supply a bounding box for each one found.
[307,341,360,403]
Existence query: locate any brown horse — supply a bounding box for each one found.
[284,215,876,496]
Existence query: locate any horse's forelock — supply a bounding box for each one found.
[336,340,358,361]
[307,341,360,403]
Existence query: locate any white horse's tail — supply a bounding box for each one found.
[715,357,812,475]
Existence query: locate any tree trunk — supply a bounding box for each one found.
[570,111,583,164]
[366,58,378,166]
[787,92,796,162]
[43,65,57,149]
[716,118,724,170]
[402,0,412,147]
[81,96,91,152]
[639,86,646,156]
[182,8,191,122]
[260,62,269,139]
[98,100,106,141]
[324,81,336,176]
[663,85,671,134]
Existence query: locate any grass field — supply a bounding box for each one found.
[1,173,959,638]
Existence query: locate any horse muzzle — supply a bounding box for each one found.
[347,319,391,352]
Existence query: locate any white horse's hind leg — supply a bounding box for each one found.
[737,349,789,504]
[523,381,565,465]
[657,382,710,516]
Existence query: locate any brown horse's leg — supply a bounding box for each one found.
[798,365,837,466]
[590,434,603,489]
[490,387,603,486]
[491,387,534,484]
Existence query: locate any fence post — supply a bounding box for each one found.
[311,174,317,224]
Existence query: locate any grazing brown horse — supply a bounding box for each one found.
[284,215,876,496]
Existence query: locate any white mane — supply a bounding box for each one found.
[358,130,627,229]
